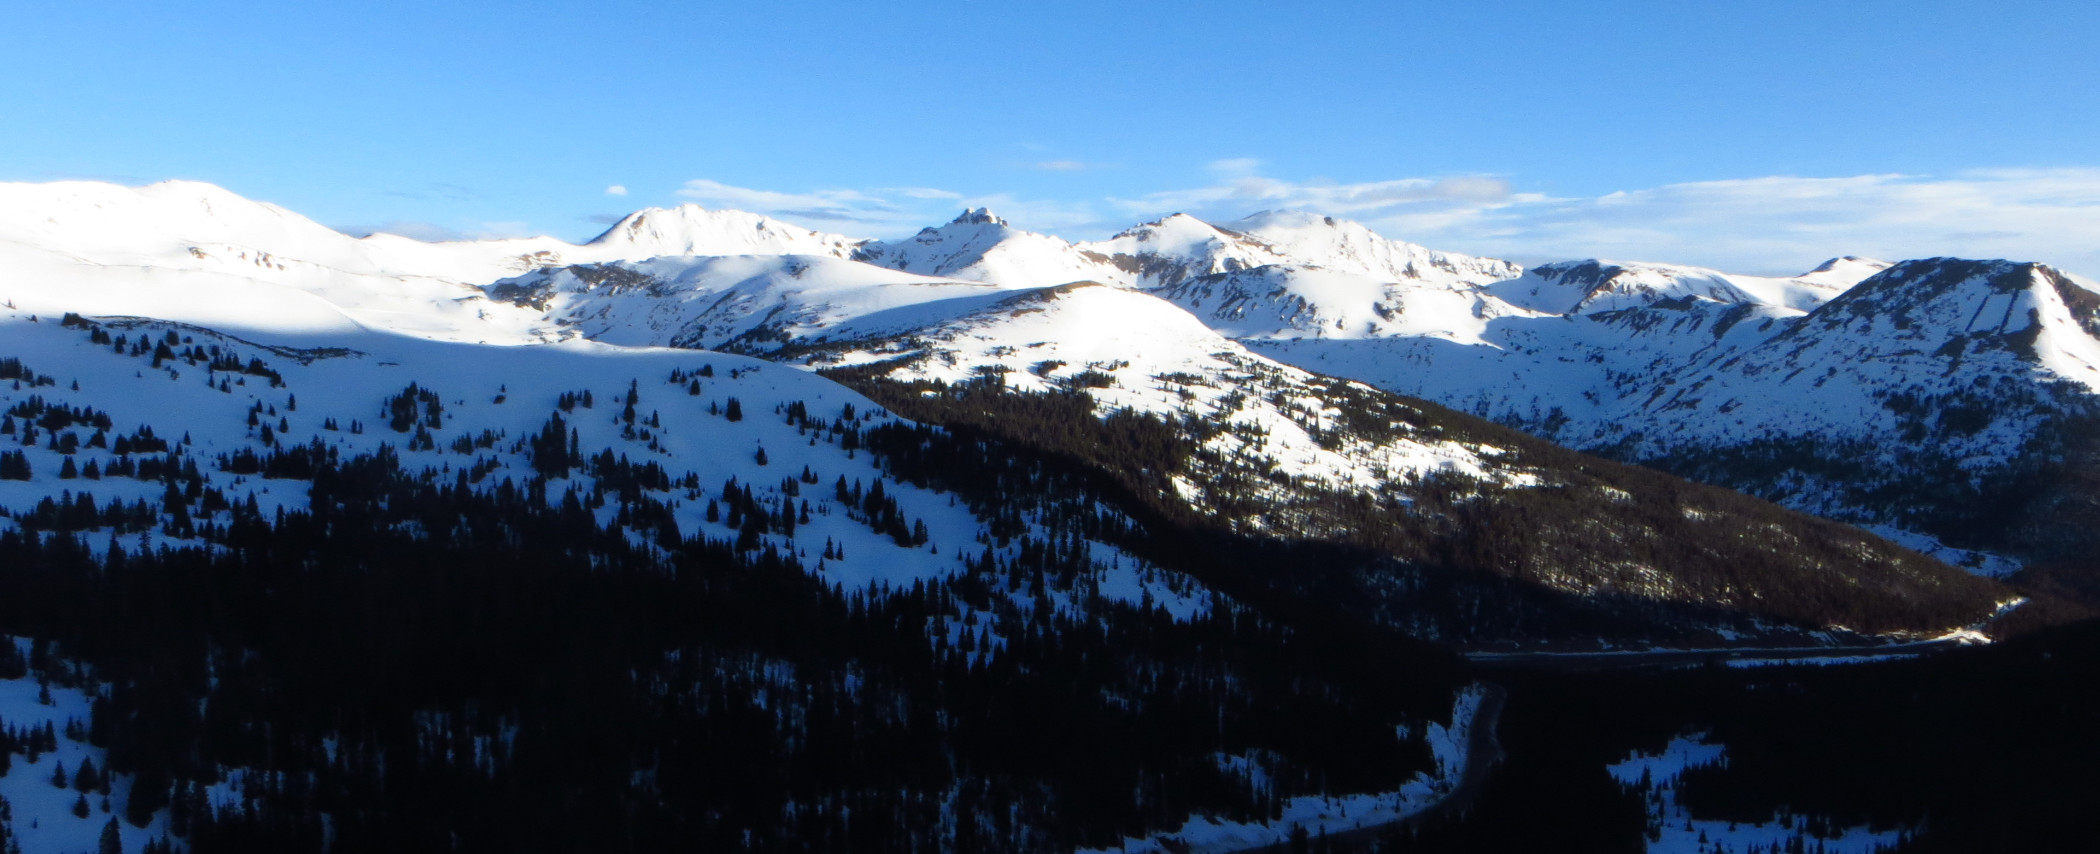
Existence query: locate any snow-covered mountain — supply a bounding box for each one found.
[1255,256,2100,574]
[1483,257,1883,316]
[585,203,866,259]
[1225,210,1522,288]
[851,208,1127,288]
[1078,211,1520,292]
[0,182,865,344]
[846,207,1524,312]
[1077,213,1293,288]
[518,208,1539,347]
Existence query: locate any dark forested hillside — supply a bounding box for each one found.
[0,437,1467,853]
[831,368,2022,649]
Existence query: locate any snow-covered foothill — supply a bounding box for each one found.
[798,283,1530,512]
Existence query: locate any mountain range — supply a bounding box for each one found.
[0,178,2091,852]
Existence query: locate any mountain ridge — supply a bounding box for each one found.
[11,177,2098,588]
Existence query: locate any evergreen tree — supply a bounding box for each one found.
[74,756,100,793]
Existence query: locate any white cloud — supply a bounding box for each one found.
[337,221,470,242]
[1115,172,1522,220]
[1107,166,2100,276]
[1421,170,2100,275]
[605,184,628,197]
[1033,160,1090,172]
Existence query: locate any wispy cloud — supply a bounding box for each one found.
[890,186,965,200]
[382,182,482,203]
[1114,174,1529,222]
[674,178,922,228]
[339,220,539,242]
[952,193,1111,234]
[1033,160,1090,172]
[604,184,628,197]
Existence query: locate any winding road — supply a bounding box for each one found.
[1213,682,1508,854]
[1465,636,1974,672]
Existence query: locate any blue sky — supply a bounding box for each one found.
[6,0,2099,273]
